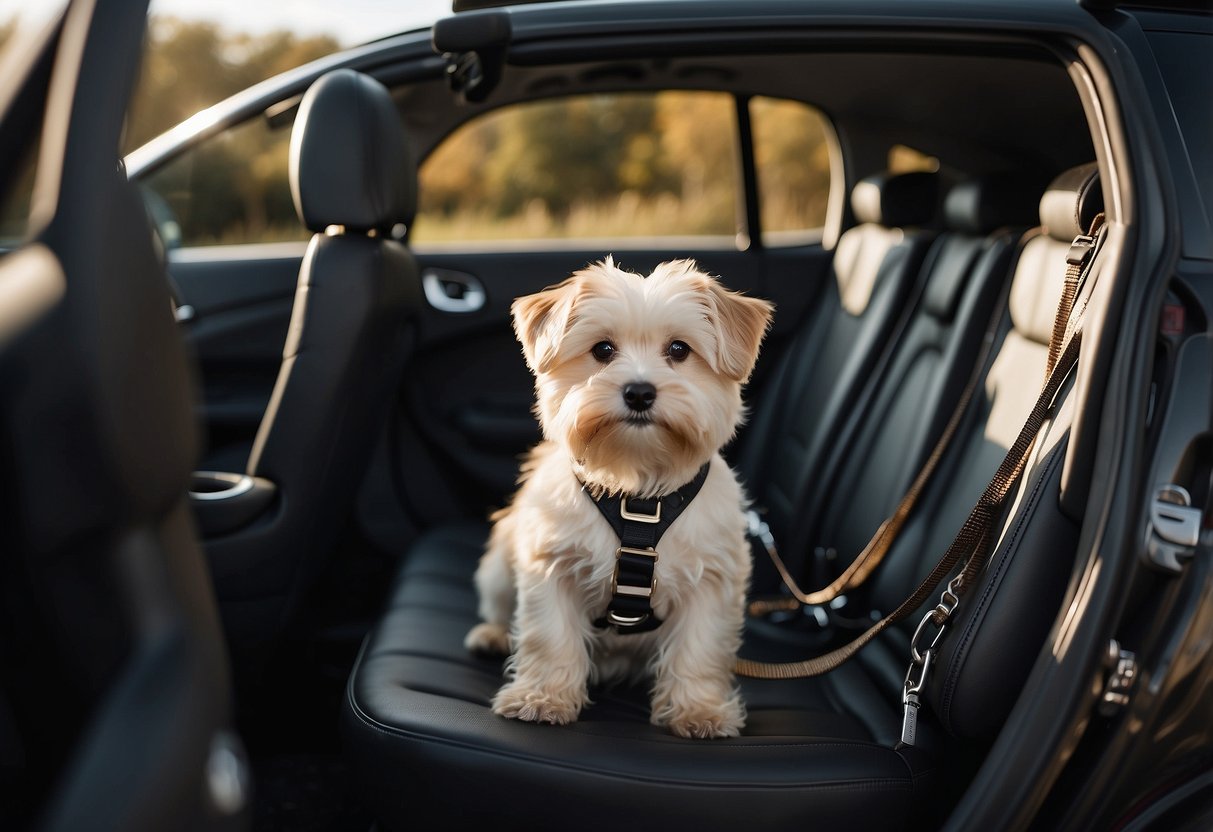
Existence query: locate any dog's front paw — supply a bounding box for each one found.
[662,701,745,739]
[465,622,511,656]
[492,683,583,725]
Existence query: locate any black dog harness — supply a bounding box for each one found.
[580,463,711,634]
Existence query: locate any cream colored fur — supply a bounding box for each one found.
[465,258,773,739]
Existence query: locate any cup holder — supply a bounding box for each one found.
[190,471,255,499]
[188,471,276,537]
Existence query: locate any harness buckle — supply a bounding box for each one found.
[611,547,658,598]
[620,498,662,523]
[606,611,650,627]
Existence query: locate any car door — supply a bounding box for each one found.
[0,1,241,829]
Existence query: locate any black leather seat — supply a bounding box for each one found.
[737,170,938,593]
[204,68,422,645]
[342,164,1103,831]
[798,175,1042,585]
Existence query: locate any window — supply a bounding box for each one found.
[750,96,836,246]
[141,116,306,247]
[0,136,38,247]
[887,144,939,174]
[413,92,742,246]
[0,2,67,246]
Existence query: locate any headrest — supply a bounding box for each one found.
[290,69,417,233]
[944,175,1042,234]
[850,171,939,228]
[1038,162,1101,242]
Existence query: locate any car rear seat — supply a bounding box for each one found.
[341,163,1104,831]
[737,171,937,593]
[785,175,1042,594]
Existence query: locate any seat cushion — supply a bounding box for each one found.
[343,524,933,832]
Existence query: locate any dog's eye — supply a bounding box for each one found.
[591,341,616,363]
[666,340,691,362]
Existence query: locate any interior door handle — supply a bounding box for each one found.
[422,267,486,313]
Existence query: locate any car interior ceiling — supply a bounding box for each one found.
[395,49,1093,178]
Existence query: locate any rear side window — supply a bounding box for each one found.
[413,92,742,246]
[749,96,836,246]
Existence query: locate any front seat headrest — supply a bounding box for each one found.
[290,68,417,233]
[850,171,939,228]
[1038,162,1102,242]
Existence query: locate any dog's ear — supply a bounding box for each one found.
[706,282,774,383]
[512,278,580,373]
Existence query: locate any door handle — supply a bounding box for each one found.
[422,267,486,313]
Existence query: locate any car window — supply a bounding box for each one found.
[0,2,67,247]
[0,133,38,247]
[888,144,939,173]
[749,96,836,246]
[141,116,305,248]
[413,91,742,247]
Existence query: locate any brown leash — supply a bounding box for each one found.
[736,218,1106,679]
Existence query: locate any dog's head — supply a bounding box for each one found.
[512,258,773,496]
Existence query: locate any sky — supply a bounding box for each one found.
[148,0,455,46]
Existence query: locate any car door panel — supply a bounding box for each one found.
[168,244,304,469]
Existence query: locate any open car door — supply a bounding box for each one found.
[0,1,243,830]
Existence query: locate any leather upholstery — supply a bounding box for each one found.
[343,526,931,832]
[943,174,1043,235]
[343,163,1103,829]
[813,212,1020,574]
[850,171,939,227]
[206,71,422,645]
[1038,161,1101,241]
[743,172,936,591]
[833,223,906,315]
[290,68,417,233]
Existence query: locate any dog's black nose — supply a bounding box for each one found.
[623,382,656,412]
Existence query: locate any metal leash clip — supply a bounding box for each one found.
[901,646,935,748]
[899,576,963,747]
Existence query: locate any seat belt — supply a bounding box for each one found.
[735,216,1107,681]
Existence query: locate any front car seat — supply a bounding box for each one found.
[203,68,422,646]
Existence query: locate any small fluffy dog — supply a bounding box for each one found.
[465,258,772,739]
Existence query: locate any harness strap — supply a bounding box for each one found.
[581,463,711,634]
[736,217,1107,679]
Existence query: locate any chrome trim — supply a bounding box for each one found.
[422,268,486,313]
[189,471,255,501]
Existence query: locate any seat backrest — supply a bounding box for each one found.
[207,69,422,641]
[860,163,1104,739]
[810,175,1042,574]
[744,171,938,592]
